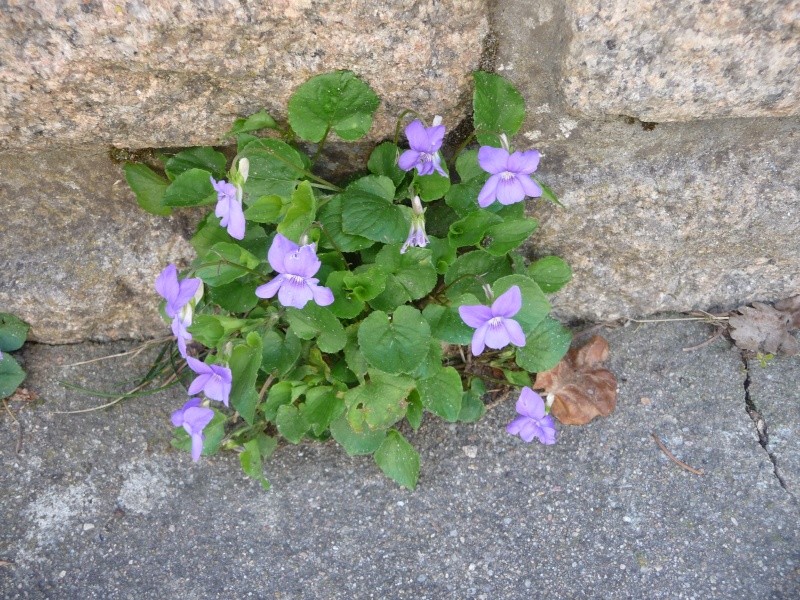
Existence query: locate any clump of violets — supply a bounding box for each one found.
[398,116,447,177]
[186,355,233,407]
[211,158,249,240]
[477,134,542,207]
[255,234,334,309]
[507,387,557,444]
[401,195,429,253]
[155,264,203,358]
[171,398,215,461]
[458,286,526,356]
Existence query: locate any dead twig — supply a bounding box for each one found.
[3,399,23,454]
[62,337,171,367]
[682,327,725,352]
[53,370,180,415]
[651,432,704,476]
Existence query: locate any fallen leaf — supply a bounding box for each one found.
[774,295,800,329]
[9,388,39,402]
[533,335,617,425]
[728,302,798,356]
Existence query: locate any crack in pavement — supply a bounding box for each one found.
[741,354,792,496]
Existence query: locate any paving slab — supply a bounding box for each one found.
[1,320,798,599]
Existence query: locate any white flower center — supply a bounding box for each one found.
[488,316,504,328]
[500,171,515,181]
[420,152,434,163]
[287,274,305,285]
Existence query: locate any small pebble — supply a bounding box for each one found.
[58,571,66,579]
[82,523,95,531]
[462,446,478,458]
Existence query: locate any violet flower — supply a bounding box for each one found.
[171,312,192,358]
[255,234,334,309]
[506,387,557,444]
[458,285,526,356]
[211,177,246,240]
[155,264,202,319]
[171,397,215,461]
[186,355,232,407]
[477,145,542,207]
[398,117,447,177]
[401,196,429,253]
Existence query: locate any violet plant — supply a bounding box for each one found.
[124,70,573,489]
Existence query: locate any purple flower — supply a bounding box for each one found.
[186,355,232,407]
[211,176,246,240]
[458,285,526,356]
[155,264,202,319]
[398,117,447,177]
[171,313,192,358]
[477,146,542,207]
[506,387,557,444]
[401,196,429,254]
[255,234,334,309]
[171,398,215,461]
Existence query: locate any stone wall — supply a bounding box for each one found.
[1,0,797,341]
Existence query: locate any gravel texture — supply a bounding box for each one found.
[1,320,798,598]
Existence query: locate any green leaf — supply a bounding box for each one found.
[285,304,346,353]
[502,369,532,387]
[123,163,171,216]
[444,179,484,217]
[325,271,365,319]
[448,211,503,248]
[165,147,227,181]
[227,110,278,136]
[288,70,380,142]
[341,188,408,244]
[410,340,443,380]
[473,71,526,146]
[406,392,424,430]
[345,371,414,430]
[455,149,485,182]
[414,172,451,201]
[428,235,457,274]
[342,266,388,301]
[195,242,261,287]
[368,142,405,186]
[171,409,226,457]
[240,438,271,490]
[191,214,270,257]
[261,330,302,376]
[528,256,572,293]
[444,250,511,299]
[374,245,437,300]
[330,415,386,456]
[0,313,29,352]
[276,404,309,443]
[515,316,572,373]
[240,138,305,198]
[163,168,217,207]
[374,430,420,490]
[416,366,463,422]
[208,279,259,313]
[317,196,375,252]
[534,177,563,207]
[277,180,316,241]
[358,306,431,374]
[484,218,539,256]
[492,274,551,333]
[244,195,284,223]
[300,386,345,435]
[422,304,474,345]
[458,379,487,423]
[347,174,396,201]
[263,380,294,420]
[229,332,263,424]
[186,315,225,347]
[0,354,26,399]
[343,325,368,383]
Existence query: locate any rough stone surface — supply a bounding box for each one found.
[561,0,799,122]
[748,354,800,494]
[0,0,488,151]
[0,147,195,343]
[527,117,800,321]
[1,322,798,598]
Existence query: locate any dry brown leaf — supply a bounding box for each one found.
[774,295,800,329]
[728,302,798,356]
[533,335,618,425]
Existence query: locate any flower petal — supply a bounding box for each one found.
[478,146,510,175]
[471,323,488,356]
[284,245,321,278]
[267,234,298,274]
[432,154,448,177]
[516,387,545,419]
[506,415,529,436]
[496,177,526,205]
[458,304,493,328]
[155,264,179,306]
[508,149,540,174]
[226,200,246,240]
[477,174,501,207]
[483,320,512,350]
[173,278,201,312]
[426,124,446,152]
[190,432,204,462]
[491,285,522,318]
[255,275,285,299]
[503,318,526,348]
[404,120,429,151]
[517,419,542,443]
[188,373,212,396]
[398,149,421,172]
[204,375,231,406]
[518,174,542,198]
[277,277,314,309]
[310,283,334,306]
[186,355,211,376]
[183,405,214,433]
